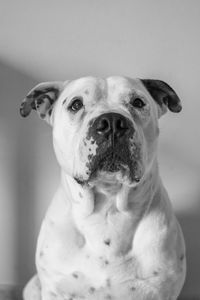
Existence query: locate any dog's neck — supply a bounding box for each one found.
[61,160,160,220]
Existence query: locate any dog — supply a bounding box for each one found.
[20,76,186,300]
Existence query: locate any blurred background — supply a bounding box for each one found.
[0,0,200,298]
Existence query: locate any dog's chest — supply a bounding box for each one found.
[75,208,136,257]
[37,208,138,280]
[37,211,142,299]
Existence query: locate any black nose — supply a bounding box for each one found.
[94,112,130,139]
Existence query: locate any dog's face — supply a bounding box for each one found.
[20,76,181,187]
[52,77,159,186]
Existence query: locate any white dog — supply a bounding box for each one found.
[20,76,186,300]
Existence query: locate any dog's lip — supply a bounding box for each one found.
[91,150,127,172]
[87,148,133,184]
[87,142,144,185]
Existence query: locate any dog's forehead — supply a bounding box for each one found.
[62,77,105,98]
[107,76,142,90]
[106,76,144,97]
[61,76,144,101]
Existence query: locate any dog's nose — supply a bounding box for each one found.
[94,112,130,139]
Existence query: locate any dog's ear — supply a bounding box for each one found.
[20,81,65,124]
[141,79,182,117]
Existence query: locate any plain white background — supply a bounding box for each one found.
[0,0,200,298]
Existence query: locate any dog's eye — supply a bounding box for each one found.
[68,97,83,112]
[130,97,146,109]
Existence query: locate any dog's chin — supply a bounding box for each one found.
[87,154,143,188]
[74,147,144,187]
[92,167,130,185]
[74,164,143,188]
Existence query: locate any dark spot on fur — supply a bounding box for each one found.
[49,219,55,226]
[72,273,78,278]
[79,192,83,198]
[35,277,41,290]
[105,260,109,265]
[41,267,46,273]
[105,295,112,300]
[74,177,84,185]
[40,113,45,119]
[48,107,53,116]
[40,251,44,257]
[76,233,85,248]
[91,140,95,144]
[130,286,136,291]
[104,239,111,246]
[70,293,76,298]
[106,279,111,287]
[153,271,159,276]
[180,254,184,261]
[135,177,140,183]
[89,148,91,151]
[89,287,95,294]
[84,90,89,95]
[63,99,67,105]
[50,292,57,298]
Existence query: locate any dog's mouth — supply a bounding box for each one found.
[86,142,142,184]
[92,150,128,174]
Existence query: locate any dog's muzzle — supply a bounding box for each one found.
[83,112,142,183]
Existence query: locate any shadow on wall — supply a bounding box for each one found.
[0,61,200,299]
[0,61,60,286]
[0,61,37,285]
[178,211,200,299]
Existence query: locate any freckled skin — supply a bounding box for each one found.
[89,287,95,294]
[21,76,186,300]
[104,239,111,246]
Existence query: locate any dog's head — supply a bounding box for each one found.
[20,77,181,187]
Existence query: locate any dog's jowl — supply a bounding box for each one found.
[20,77,186,300]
